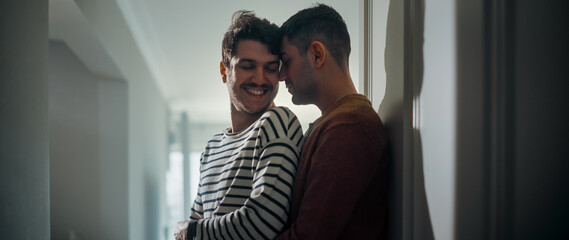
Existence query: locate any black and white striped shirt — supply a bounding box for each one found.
[190,107,304,239]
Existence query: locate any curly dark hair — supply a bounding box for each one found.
[280,4,351,68]
[221,10,281,67]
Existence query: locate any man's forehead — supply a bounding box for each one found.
[231,54,279,66]
[232,40,278,63]
[280,40,296,56]
[233,54,278,63]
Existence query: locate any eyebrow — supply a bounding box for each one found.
[239,58,279,66]
[238,59,256,64]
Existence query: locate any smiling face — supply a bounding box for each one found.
[279,38,318,105]
[223,39,280,116]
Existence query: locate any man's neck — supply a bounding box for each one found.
[313,62,357,115]
[230,113,258,133]
[229,103,275,133]
[316,77,357,116]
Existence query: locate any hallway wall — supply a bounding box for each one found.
[419,0,455,238]
[50,33,169,240]
[454,0,569,238]
[127,61,169,240]
[0,1,50,239]
[75,1,169,239]
[511,0,568,237]
[49,40,128,239]
[99,70,129,240]
[382,0,568,239]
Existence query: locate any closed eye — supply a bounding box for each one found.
[238,63,255,70]
[265,63,279,73]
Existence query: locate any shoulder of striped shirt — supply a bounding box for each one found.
[260,107,297,131]
[203,107,299,148]
[259,106,303,149]
[267,106,292,118]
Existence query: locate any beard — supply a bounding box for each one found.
[231,82,278,115]
[291,88,312,105]
[290,63,317,105]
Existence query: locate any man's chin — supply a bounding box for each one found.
[245,104,273,115]
[291,95,310,105]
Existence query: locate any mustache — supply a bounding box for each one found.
[241,83,275,90]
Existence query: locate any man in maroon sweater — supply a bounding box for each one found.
[276,4,389,239]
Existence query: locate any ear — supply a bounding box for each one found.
[220,61,227,83]
[308,41,326,69]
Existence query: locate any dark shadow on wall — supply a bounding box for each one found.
[380,0,434,239]
[413,133,434,239]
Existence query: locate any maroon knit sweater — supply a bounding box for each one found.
[277,94,389,240]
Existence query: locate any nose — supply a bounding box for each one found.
[251,66,266,84]
[278,67,287,82]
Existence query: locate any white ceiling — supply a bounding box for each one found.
[49,0,361,127]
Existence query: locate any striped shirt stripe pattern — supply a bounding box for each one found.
[190,107,304,240]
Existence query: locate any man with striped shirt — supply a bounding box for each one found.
[174,11,304,240]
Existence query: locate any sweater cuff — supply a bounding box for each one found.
[187,220,198,239]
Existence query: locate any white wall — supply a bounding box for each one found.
[362,0,389,110]
[128,71,168,240]
[50,41,102,239]
[378,0,407,239]
[420,0,455,239]
[0,1,50,239]
[75,1,169,239]
[49,40,129,239]
[378,0,455,239]
[99,78,129,240]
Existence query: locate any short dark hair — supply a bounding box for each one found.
[280,4,351,68]
[221,10,280,67]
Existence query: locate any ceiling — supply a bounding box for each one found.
[49,0,361,127]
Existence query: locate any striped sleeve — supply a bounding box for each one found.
[189,153,205,221]
[194,107,303,240]
[189,194,204,220]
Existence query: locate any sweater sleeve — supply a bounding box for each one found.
[189,154,205,221]
[277,123,386,240]
[189,192,204,220]
[193,138,299,240]
[193,108,302,240]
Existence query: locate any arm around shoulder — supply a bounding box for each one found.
[277,123,388,239]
